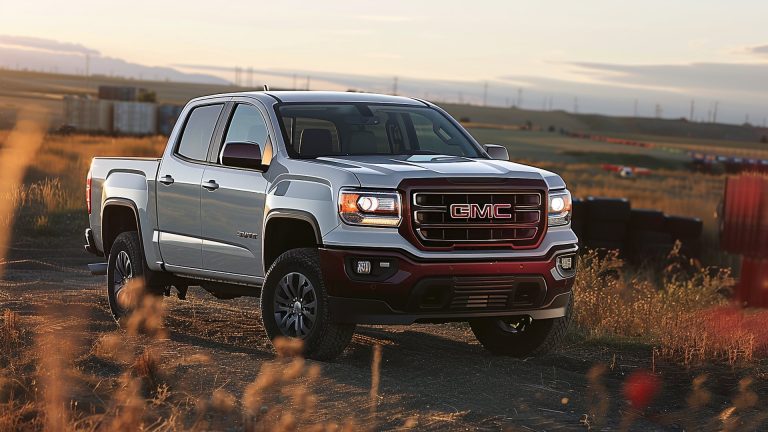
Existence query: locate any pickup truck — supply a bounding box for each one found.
[85,91,578,360]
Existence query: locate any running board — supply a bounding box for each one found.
[88,263,108,275]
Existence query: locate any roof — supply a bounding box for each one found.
[263,91,425,105]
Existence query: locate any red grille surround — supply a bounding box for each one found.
[398,178,548,251]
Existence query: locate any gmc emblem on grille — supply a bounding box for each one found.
[449,203,512,219]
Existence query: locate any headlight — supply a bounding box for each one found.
[548,190,572,227]
[339,189,402,227]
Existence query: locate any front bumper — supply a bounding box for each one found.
[320,245,577,325]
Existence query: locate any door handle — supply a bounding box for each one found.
[159,174,174,185]
[202,180,219,191]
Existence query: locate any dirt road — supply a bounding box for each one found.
[2,231,766,431]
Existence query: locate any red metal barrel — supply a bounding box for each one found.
[720,175,767,257]
[736,257,768,308]
[723,174,768,307]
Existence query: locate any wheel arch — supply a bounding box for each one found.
[101,198,142,257]
[263,210,323,272]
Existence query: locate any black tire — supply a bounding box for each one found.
[571,199,587,241]
[470,296,572,357]
[628,230,673,245]
[260,248,355,361]
[107,231,160,323]
[629,209,666,231]
[571,198,587,223]
[665,216,703,240]
[586,197,631,221]
[626,230,674,263]
[586,220,628,243]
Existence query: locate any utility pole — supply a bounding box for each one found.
[85,54,90,77]
[713,101,719,123]
[573,97,579,114]
[655,103,662,118]
[482,81,488,107]
[690,100,695,121]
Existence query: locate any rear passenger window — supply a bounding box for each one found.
[176,104,223,161]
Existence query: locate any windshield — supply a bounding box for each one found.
[277,103,483,159]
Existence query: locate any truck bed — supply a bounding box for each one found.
[88,156,162,257]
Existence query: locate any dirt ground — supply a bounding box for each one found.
[2,226,767,431]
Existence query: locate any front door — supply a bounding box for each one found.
[157,102,224,268]
[200,102,271,278]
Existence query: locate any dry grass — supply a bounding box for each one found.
[0,107,48,268]
[0,283,386,431]
[0,123,766,429]
[572,246,768,365]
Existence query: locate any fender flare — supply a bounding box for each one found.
[263,209,323,245]
[101,197,143,256]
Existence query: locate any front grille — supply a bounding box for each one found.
[410,276,546,312]
[450,276,516,309]
[411,191,545,248]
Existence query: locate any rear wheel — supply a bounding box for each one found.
[470,297,572,357]
[261,248,355,360]
[107,231,161,323]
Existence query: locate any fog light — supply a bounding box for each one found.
[557,254,575,272]
[356,260,372,275]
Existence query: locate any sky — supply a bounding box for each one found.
[2,0,768,124]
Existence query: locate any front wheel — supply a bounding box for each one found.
[470,296,573,357]
[260,248,355,360]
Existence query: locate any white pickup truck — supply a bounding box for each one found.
[85,91,578,360]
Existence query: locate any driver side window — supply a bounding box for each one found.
[221,104,272,164]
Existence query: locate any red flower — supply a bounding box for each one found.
[623,370,661,409]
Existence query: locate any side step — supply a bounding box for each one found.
[88,263,108,276]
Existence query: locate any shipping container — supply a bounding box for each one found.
[113,101,157,135]
[98,86,156,103]
[63,95,113,133]
[157,104,184,136]
[98,85,138,101]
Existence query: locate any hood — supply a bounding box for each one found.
[309,154,566,190]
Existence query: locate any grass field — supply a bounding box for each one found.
[0,92,766,429]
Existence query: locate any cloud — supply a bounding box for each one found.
[354,15,413,23]
[0,35,100,56]
[566,61,768,96]
[750,44,768,55]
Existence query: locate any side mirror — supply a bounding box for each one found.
[484,144,509,161]
[221,141,263,170]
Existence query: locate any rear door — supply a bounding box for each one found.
[200,100,273,279]
[157,102,225,269]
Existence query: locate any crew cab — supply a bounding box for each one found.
[85,91,578,360]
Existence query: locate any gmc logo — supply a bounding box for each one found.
[450,203,512,219]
